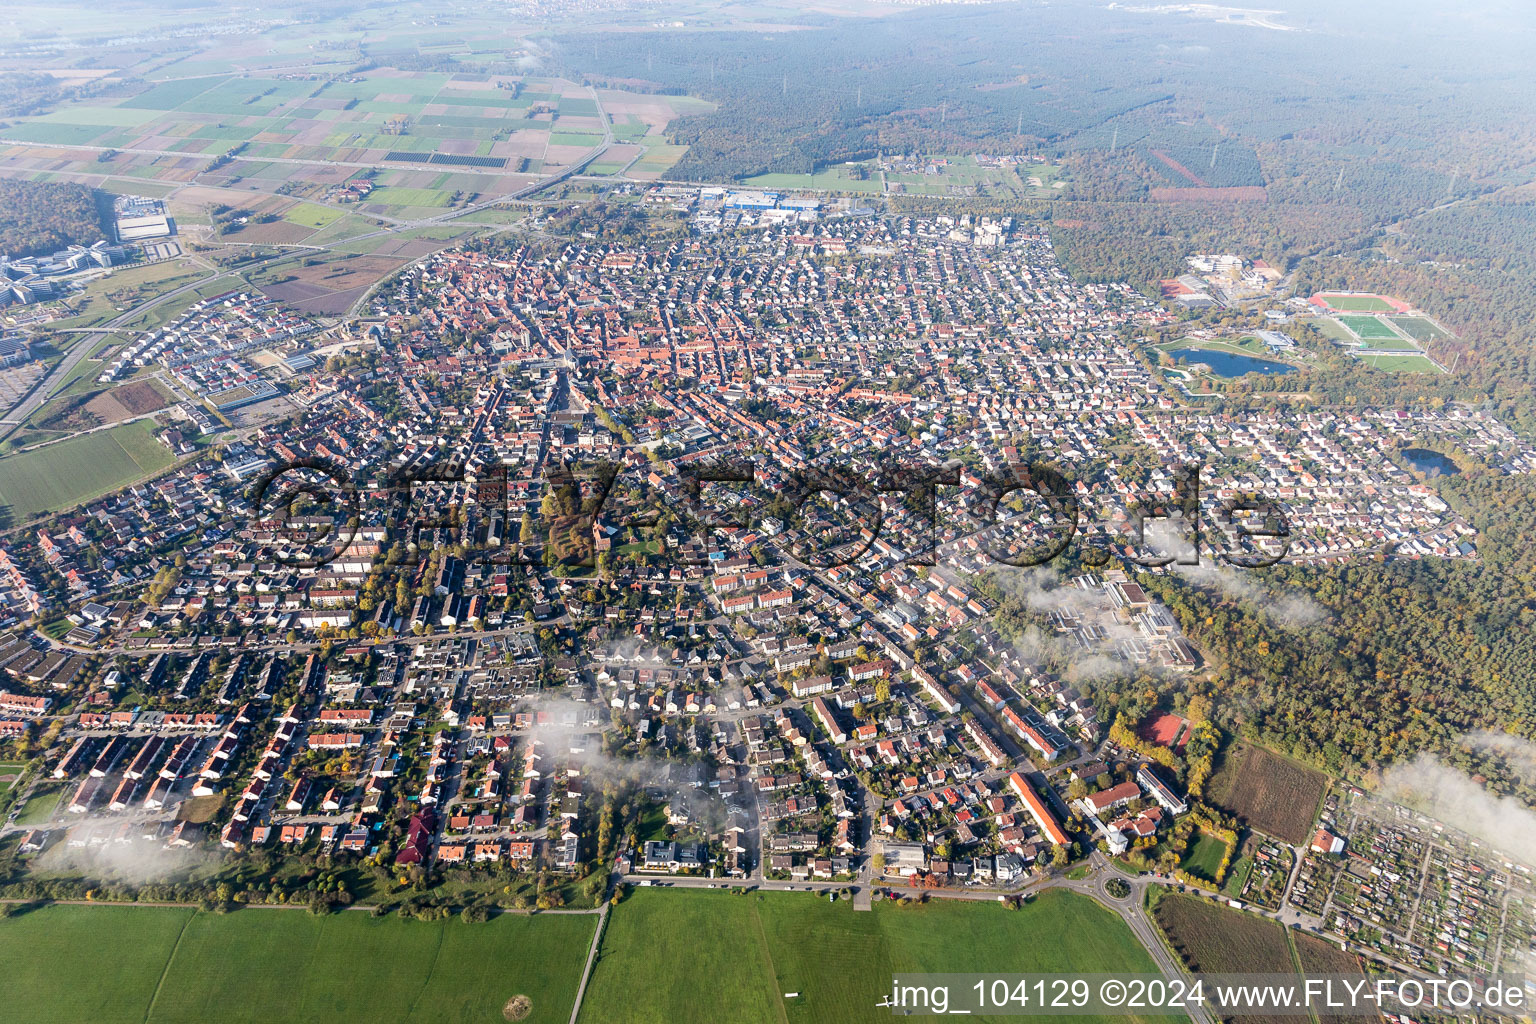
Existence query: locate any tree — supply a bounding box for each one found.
[1051,845,1069,869]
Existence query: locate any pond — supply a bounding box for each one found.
[1400,447,1459,476]
[1167,347,1296,377]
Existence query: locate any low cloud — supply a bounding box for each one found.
[517,694,732,831]
[1176,561,1327,628]
[1140,518,1327,629]
[992,566,1158,682]
[30,822,213,883]
[1462,729,1536,770]
[1377,744,1536,868]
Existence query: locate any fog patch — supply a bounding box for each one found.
[1377,747,1536,869]
[1140,519,1327,628]
[30,818,214,883]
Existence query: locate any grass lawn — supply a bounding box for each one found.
[1158,335,1272,359]
[39,618,74,640]
[0,420,175,522]
[1180,831,1230,884]
[13,781,65,826]
[0,762,26,792]
[0,904,595,1024]
[582,888,1171,1024]
[1222,857,1254,899]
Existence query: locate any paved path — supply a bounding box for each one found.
[568,901,609,1024]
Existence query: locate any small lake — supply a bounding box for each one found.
[1400,447,1460,476]
[1167,347,1296,377]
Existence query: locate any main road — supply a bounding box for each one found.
[0,263,229,440]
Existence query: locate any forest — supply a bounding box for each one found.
[1124,468,1536,807]
[975,453,1536,811]
[554,0,1516,214]
[0,179,105,259]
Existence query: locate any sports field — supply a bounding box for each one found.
[1309,318,1356,344]
[1357,353,1442,373]
[579,888,1170,1024]
[0,420,176,522]
[1389,315,1449,342]
[1313,293,1394,312]
[0,904,596,1024]
[744,167,884,193]
[1335,315,1399,340]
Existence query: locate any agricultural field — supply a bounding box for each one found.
[0,905,196,1024]
[281,203,345,230]
[1292,932,1377,1024]
[0,419,176,523]
[255,254,410,315]
[34,379,175,433]
[1152,893,1295,1024]
[1205,742,1328,844]
[581,888,1170,1024]
[0,904,596,1024]
[0,68,701,204]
